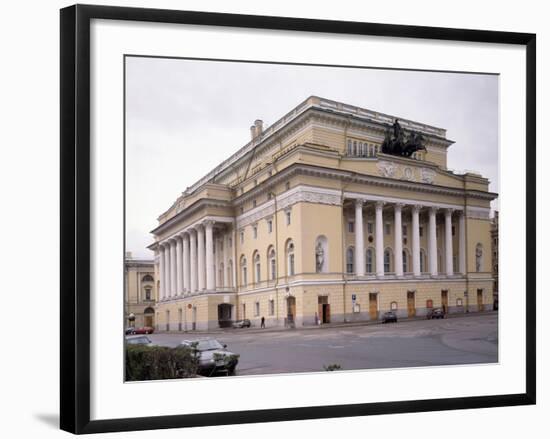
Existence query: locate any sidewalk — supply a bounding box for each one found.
[158,310,498,336]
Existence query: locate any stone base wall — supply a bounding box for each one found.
[153,278,494,331]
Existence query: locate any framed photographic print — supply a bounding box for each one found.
[60,4,536,434]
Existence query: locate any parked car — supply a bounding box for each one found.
[134,326,154,334]
[382,311,398,323]
[232,319,251,329]
[125,327,136,335]
[180,338,239,376]
[426,307,445,319]
[125,335,153,345]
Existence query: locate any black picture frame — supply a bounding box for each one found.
[60,4,536,434]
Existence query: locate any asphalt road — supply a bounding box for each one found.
[147,313,498,376]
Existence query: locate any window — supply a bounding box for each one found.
[347,139,352,155]
[269,299,275,316]
[219,240,223,252]
[240,230,244,244]
[240,256,247,286]
[384,249,392,273]
[227,260,233,286]
[367,222,374,234]
[346,247,354,274]
[419,226,424,237]
[402,225,408,237]
[353,140,357,155]
[142,274,154,282]
[385,223,391,235]
[402,250,408,273]
[254,302,260,317]
[366,248,373,273]
[348,221,355,233]
[253,225,258,239]
[144,287,152,301]
[254,252,261,283]
[267,219,273,233]
[456,298,463,307]
[269,248,276,280]
[240,206,244,214]
[228,237,232,248]
[390,301,398,310]
[452,225,456,236]
[285,181,290,191]
[420,249,426,272]
[267,192,272,200]
[286,241,295,276]
[254,179,258,187]
[286,210,291,225]
[252,199,257,208]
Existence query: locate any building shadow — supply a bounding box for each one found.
[34,413,59,429]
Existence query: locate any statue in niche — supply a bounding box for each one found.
[315,242,325,273]
[475,244,483,272]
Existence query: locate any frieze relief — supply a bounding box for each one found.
[377,161,437,185]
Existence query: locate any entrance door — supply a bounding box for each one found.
[407,291,416,317]
[318,296,329,324]
[144,315,153,327]
[477,289,484,311]
[322,304,331,323]
[287,296,296,327]
[441,290,448,314]
[218,303,233,328]
[369,293,378,320]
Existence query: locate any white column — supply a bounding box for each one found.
[458,210,466,274]
[170,239,177,297]
[197,225,205,291]
[375,201,385,277]
[232,227,237,289]
[189,229,198,293]
[411,205,421,276]
[176,236,183,295]
[445,209,454,276]
[163,243,170,298]
[182,233,190,293]
[394,203,403,277]
[159,246,165,299]
[354,199,365,276]
[205,221,215,291]
[428,207,438,276]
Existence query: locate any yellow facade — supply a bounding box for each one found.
[149,96,497,331]
[125,254,156,328]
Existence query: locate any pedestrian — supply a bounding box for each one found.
[261,316,265,328]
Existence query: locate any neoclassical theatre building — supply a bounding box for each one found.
[149,96,497,331]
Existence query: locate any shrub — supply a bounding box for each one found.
[125,345,200,381]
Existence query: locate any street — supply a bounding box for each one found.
[147,312,498,376]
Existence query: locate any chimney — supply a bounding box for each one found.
[254,119,264,136]
[250,125,257,140]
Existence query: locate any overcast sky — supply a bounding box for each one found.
[126,56,498,259]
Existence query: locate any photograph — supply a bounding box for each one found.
[124,56,499,380]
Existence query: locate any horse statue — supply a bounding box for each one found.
[381,119,426,158]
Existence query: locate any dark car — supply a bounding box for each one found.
[134,326,154,334]
[125,327,136,335]
[426,307,445,319]
[125,335,153,345]
[181,339,239,376]
[382,311,398,323]
[232,319,251,329]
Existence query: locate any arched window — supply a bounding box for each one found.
[315,235,328,273]
[227,259,233,287]
[268,246,276,281]
[402,249,409,273]
[366,248,374,273]
[420,249,427,273]
[384,248,393,273]
[253,251,261,284]
[240,255,247,286]
[142,274,154,282]
[286,240,295,276]
[390,301,398,310]
[346,247,354,274]
[476,243,483,272]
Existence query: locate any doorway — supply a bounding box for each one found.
[477,289,484,311]
[218,303,233,328]
[369,293,378,320]
[286,296,296,327]
[441,290,448,314]
[407,291,416,317]
[318,296,330,324]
